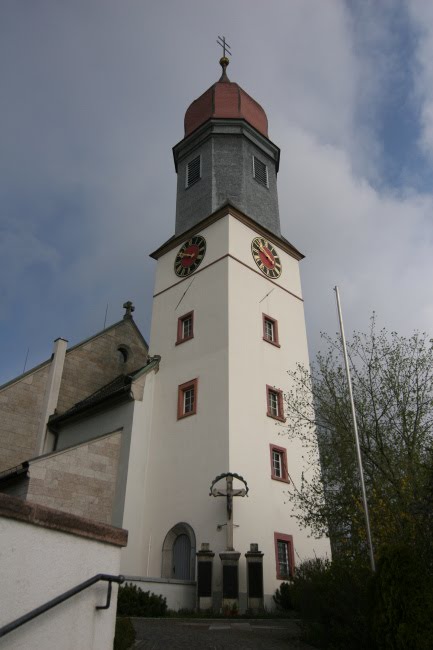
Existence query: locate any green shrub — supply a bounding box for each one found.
[273,543,433,649]
[371,544,433,650]
[113,617,135,650]
[117,583,167,617]
[273,581,294,611]
[281,557,374,649]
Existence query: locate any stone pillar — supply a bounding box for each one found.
[36,337,68,456]
[219,551,241,611]
[245,543,264,611]
[196,543,215,611]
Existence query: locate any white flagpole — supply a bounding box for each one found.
[334,286,375,572]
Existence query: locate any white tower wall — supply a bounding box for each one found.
[144,215,231,588]
[140,209,330,607]
[226,216,330,602]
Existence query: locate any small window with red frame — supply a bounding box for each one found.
[262,314,280,347]
[274,533,294,579]
[269,444,289,482]
[176,311,194,345]
[177,378,198,419]
[266,385,285,422]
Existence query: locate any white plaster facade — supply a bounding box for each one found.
[120,370,157,574]
[125,578,196,611]
[125,207,330,608]
[0,508,124,650]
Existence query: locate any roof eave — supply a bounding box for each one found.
[48,385,133,433]
[172,118,280,173]
[149,201,304,262]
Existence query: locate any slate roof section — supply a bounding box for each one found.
[48,355,161,431]
[0,461,29,487]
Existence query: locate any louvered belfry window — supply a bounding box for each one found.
[253,156,269,187]
[186,155,201,188]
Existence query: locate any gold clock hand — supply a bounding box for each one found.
[258,243,273,263]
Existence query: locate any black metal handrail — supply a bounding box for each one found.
[0,573,124,639]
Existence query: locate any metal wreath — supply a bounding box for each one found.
[209,472,249,497]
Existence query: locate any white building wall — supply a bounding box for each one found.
[0,515,123,650]
[227,216,330,604]
[124,578,196,611]
[143,209,330,609]
[146,215,231,591]
[120,371,157,576]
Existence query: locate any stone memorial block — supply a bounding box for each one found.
[196,542,215,610]
[219,551,241,610]
[245,543,264,611]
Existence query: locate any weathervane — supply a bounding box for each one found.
[217,35,231,59]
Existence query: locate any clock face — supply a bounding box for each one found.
[174,235,207,277]
[251,236,282,278]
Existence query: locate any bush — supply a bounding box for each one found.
[278,548,433,649]
[273,581,294,611]
[113,617,135,650]
[117,583,167,617]
[371,544,433,650]
[278,557,374,649]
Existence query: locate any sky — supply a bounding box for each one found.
[1,0,433,385]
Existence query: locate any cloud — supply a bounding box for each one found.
[407,1,433,157]
[278,124,433,355]
[1,0,433,384]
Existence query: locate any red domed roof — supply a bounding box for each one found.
[184,59,268,138]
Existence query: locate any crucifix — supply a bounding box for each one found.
[210,472,248,551]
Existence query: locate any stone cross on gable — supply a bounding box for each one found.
[210,473,248,551]
[123,301,135,319]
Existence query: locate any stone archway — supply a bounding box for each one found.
[161,522,196,581]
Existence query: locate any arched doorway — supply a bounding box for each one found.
[161,523,196,580]
[172,534,191,580]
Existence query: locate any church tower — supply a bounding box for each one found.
[125,56,330,609]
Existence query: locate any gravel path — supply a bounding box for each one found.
[132,618,317,649]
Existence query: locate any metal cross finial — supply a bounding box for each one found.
[123,300,135,319]
[217,35,232,59]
